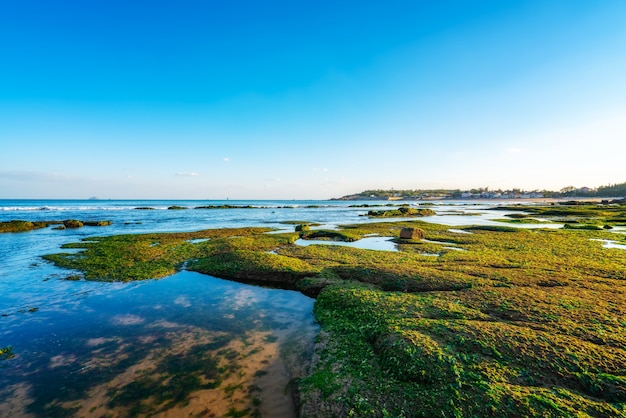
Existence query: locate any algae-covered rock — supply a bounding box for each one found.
[63,220,84,228]
[83,220,112,226]
[0,220,36,233]
[374,332,459,384]
[367,207,436,218]
[295,224,310,232]
[399,227,425,240]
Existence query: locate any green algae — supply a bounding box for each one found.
[0,346,15,361]
[42,214,626,417]
[0,220,48,233]
[0,219,111,233]
[299,229,360,242]
[494,218,546,224]
[493,202,626,228]
[365,207,436,218]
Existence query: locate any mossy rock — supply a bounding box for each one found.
[562,224,603,231]
[367,208,436,218]
[83,220,112,227]
[168,206,188,210]
[399,227,425,240]
[374,332,459,384]
[299,230,359,242]
[188,250,318,287]
[63,220,84,228]
[295,224,311,232]
[0,220,36,233]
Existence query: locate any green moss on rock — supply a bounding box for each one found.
[63,219,84,228]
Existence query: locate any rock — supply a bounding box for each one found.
[63,219,84,228]
[399,227,425,240]
[295,224,310,232]
[83,220,112,226]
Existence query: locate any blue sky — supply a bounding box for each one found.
[1,0,625,199]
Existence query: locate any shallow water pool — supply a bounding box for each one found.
[0,271,318,417]
[294,236,397,252]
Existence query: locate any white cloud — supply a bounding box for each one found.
[223,157,230,162]
[175,172,199,177]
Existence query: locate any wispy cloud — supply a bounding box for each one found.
[313,167,329,172]
[223,157,230,163]
[175,172,199,177]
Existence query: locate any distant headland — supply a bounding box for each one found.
[333,181,626,201]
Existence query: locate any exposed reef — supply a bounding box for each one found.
[365,207,436,218]
[0,219,112,233]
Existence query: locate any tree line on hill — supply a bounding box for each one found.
[337,181,626,200]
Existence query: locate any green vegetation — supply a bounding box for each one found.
[43,213,626,416]
[596,182,626,197]
[0,220,49,233]
[494,218,546,224]
[0,219,112,233]
[298,229,361,242]
[338,181,626,200]
[43,227,279,282]
[494,202,626,229]
[338,188,460,200]
[366,207,436,218]
[0,346,15,361]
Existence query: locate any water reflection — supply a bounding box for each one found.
[0,271,318,417]
[590,239,626,250]
[294,236,397,252]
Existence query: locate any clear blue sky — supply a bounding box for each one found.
[1,0,625,199]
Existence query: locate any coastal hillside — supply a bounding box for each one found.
[334,181,626,201]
